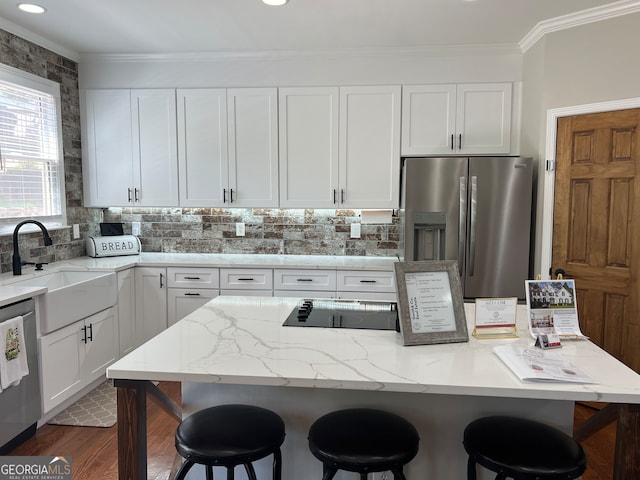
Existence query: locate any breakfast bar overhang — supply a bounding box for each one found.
[107,297,640,479]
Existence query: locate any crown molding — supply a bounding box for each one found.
[0,18,79,62]
[520,0,640,53]
[79,44,522,64]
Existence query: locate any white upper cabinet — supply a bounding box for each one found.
[131,89,179,206]
[279,85,401,209]
[279,87,339,208]
[82,89,134,206]
[339,86,401,208]
[227,88,279,207]
[401,83,512,155]
[177,89,228,206]
[82,89,179,207]
[177,88,278,207]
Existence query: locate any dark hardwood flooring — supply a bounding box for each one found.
[10,383,615,479]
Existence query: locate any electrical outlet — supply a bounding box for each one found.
[72,224,80,239]
[236,222,246,237]
[132,222,141,236]
[350,223,361,238]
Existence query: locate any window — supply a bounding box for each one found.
[0,64,65,230]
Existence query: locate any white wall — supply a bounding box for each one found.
[522,11,640,275]
[78,47,522,89]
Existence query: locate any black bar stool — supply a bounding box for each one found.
[308,408,420,480]
[174,404,285,480]
[463,415,587,480]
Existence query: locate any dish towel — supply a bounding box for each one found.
[0,315,29,390]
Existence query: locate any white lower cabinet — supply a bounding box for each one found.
[167,266,221,326]
[40,306,118,413]
[219,268,273,296]
[273,269,336,299]
[117,268,136,357]
[135,267,167,345]
[336,270,397,302]
[168,289,219,326]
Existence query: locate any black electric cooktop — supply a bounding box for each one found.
[282,299,399,331]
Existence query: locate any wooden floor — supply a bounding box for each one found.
[10,382,616,479]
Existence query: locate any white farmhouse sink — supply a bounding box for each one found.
[14,270,117,334]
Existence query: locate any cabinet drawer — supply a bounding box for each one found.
[274,269,336,291]
[167,267,219,289]
[220,268,273,290]
[337,270,396,293]
[167,288,219,326]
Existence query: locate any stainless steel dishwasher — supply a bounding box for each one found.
[0,297,41,454]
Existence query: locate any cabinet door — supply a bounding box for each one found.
[339,86,401,208]
[167,288,219,326]
[40,320,84,413]
[177,89,228,206]
[117,268,137,357]
[134,267,168,345]
[131,89,179,206]
[456,83,512,154]
[279,87,339,208]
[84,307,119,383]
[227,88,279,207]
[401,84,456,156]
[81,89,134,206]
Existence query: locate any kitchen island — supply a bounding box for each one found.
[107,296,640,479]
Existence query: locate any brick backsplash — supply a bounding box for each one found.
[103,208,400,257]
[0,29,399,274]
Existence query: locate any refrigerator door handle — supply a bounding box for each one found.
[458,176,467,276]
[469,175,478,276]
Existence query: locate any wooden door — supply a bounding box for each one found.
[552,108,640,371]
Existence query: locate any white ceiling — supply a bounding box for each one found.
[0,0,635,61]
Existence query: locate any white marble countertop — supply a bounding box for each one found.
[107,296,640,404]
[0,253,397,306]
[0,285,48,308]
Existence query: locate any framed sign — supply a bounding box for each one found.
[394,260,469,346]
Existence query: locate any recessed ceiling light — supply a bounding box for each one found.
[17,3,46,14]
[263,0,288,6]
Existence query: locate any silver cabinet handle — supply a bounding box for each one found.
[360,280,376,283]
[450,134,454,150]
[341,189,345,204]
[468,176,478,276]
[134,188,140,202]
[458,133,462,150]
[184,276,201,280]
[458,176,467,277]
[230,188,234,203]
[128,188,132,202]
[333,189,337,204]
[160,273,164,288]
[223,189,227,203]
[184,292,201,296]
[297,279,313,282]
[238,278,254,281]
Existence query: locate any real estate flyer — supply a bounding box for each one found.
[524,279,587,339]
[493,345,597,384]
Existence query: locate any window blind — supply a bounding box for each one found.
[0,78,62,220]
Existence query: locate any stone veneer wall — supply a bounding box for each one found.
[0,29,102,274]
[0,29,400,273]
[103,208,399,257]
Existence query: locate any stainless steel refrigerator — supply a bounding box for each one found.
[400,156,533,300]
